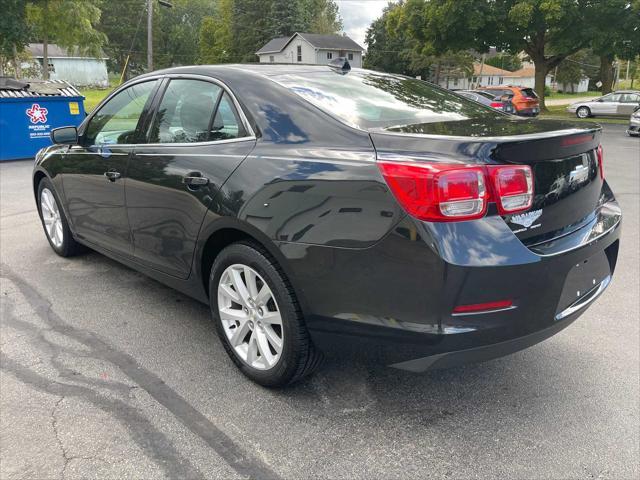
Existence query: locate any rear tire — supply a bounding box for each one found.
[209,241,323,387]
[37,177,85,257]
[576,106,591,118]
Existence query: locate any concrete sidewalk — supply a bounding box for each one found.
[545,96,598,106]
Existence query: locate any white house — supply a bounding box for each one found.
[256,33,364,68]
[25,43,109,87]
[437,63,516,90]
[509,65,589,93]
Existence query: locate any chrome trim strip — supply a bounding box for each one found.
[532,218,620,258]
[135,136,256,148]
[248,155,373,167]
[555,275,611,321]
[135,152,247,158]
[451,305,518,317]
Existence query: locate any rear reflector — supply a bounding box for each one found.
[490,102,504,109]
[378,161,533,222]
[487,165,534,215]
[452,300,513,315]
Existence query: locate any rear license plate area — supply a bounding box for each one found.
[557,250,611,313]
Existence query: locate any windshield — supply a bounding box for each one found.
[272,71,504,130]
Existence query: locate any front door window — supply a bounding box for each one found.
[83,81,156,146]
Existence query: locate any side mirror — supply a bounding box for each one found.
[50,126,78,145]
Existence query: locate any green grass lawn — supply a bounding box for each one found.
[540,104,628,124]
[546,90,601,100]
[79,87,115,112]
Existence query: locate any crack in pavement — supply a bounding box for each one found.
[0,264,282,480]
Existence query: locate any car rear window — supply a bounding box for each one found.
[521,88,538,98]
[272,71,503,130]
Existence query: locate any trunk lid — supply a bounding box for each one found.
[370,118,603,245]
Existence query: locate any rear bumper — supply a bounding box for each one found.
[516,106,540,116]
[281,195,621,371]
[628,120,640,136]
[390,275,610,372]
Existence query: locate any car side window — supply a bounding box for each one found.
[621,93,640,103]
[148,79,223,144]
[147,79,247,144]
[83,81,157,146]
[601,94,621,103]
[211,93,247,141]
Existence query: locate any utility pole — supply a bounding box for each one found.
[147,0,153,71]
[147,0,173,72]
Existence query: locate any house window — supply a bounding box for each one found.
[498,77,503,84]
[488,76,494,85]
[327,52,333,60]
[297,45,302,62]
[269,55,274,63]
[453,77,458,86]
[348,52,354,60]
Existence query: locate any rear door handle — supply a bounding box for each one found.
[104,169,121,181]
[182,172,209,187]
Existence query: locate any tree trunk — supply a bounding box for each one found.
[532,59,550,111]
[13,45,22,79]
[43,30,49,80]
[600,55,614,94]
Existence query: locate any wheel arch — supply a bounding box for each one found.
[196,218,310,315]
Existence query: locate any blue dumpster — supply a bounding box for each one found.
[0,78,85,161]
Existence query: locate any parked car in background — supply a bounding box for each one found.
[568,90,640,119]
[477,86,540,116]
[34,62,620,387]
[628,106,640,137]
[457,90,515,114]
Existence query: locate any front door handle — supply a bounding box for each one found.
[104,169,121,182]
[182,172,209,187]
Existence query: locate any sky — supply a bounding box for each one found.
[335,0,389,49]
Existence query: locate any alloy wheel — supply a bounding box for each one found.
[40,188,64,248]
[217,264,284,370]
[577,107,589,118]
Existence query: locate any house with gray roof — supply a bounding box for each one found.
[256,33,364,67]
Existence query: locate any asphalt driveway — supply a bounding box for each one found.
[1,124,638,479]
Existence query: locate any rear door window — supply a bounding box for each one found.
[148,79,222,144]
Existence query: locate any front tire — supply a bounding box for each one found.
[576,106,591,118]
[37,177,85,257]
[209,242,322,387]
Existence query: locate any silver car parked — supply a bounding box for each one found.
[628,106,640,137]
[567,90,640,118]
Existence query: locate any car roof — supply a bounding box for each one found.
[146,63,369,79]
[612,90,640,94]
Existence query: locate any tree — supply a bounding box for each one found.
[555,53,584,93]
[485,53,522,72]
[588,0,640,94]
[199,0,233,64]
[364,3,411,74]
[0,0,30,77]
[155,0,215,68]
[308,0,343,34]
[413,0,597,109]
[27,0,106,80]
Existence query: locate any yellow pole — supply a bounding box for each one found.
[119,55,130,86]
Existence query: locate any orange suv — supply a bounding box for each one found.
[478,86,540,116]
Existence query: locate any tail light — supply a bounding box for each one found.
[597,144,604,179]
[490,102,504,109]
[486,165,533,214]
[378,162,533,222]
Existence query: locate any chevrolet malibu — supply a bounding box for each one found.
[33,61,621,387]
